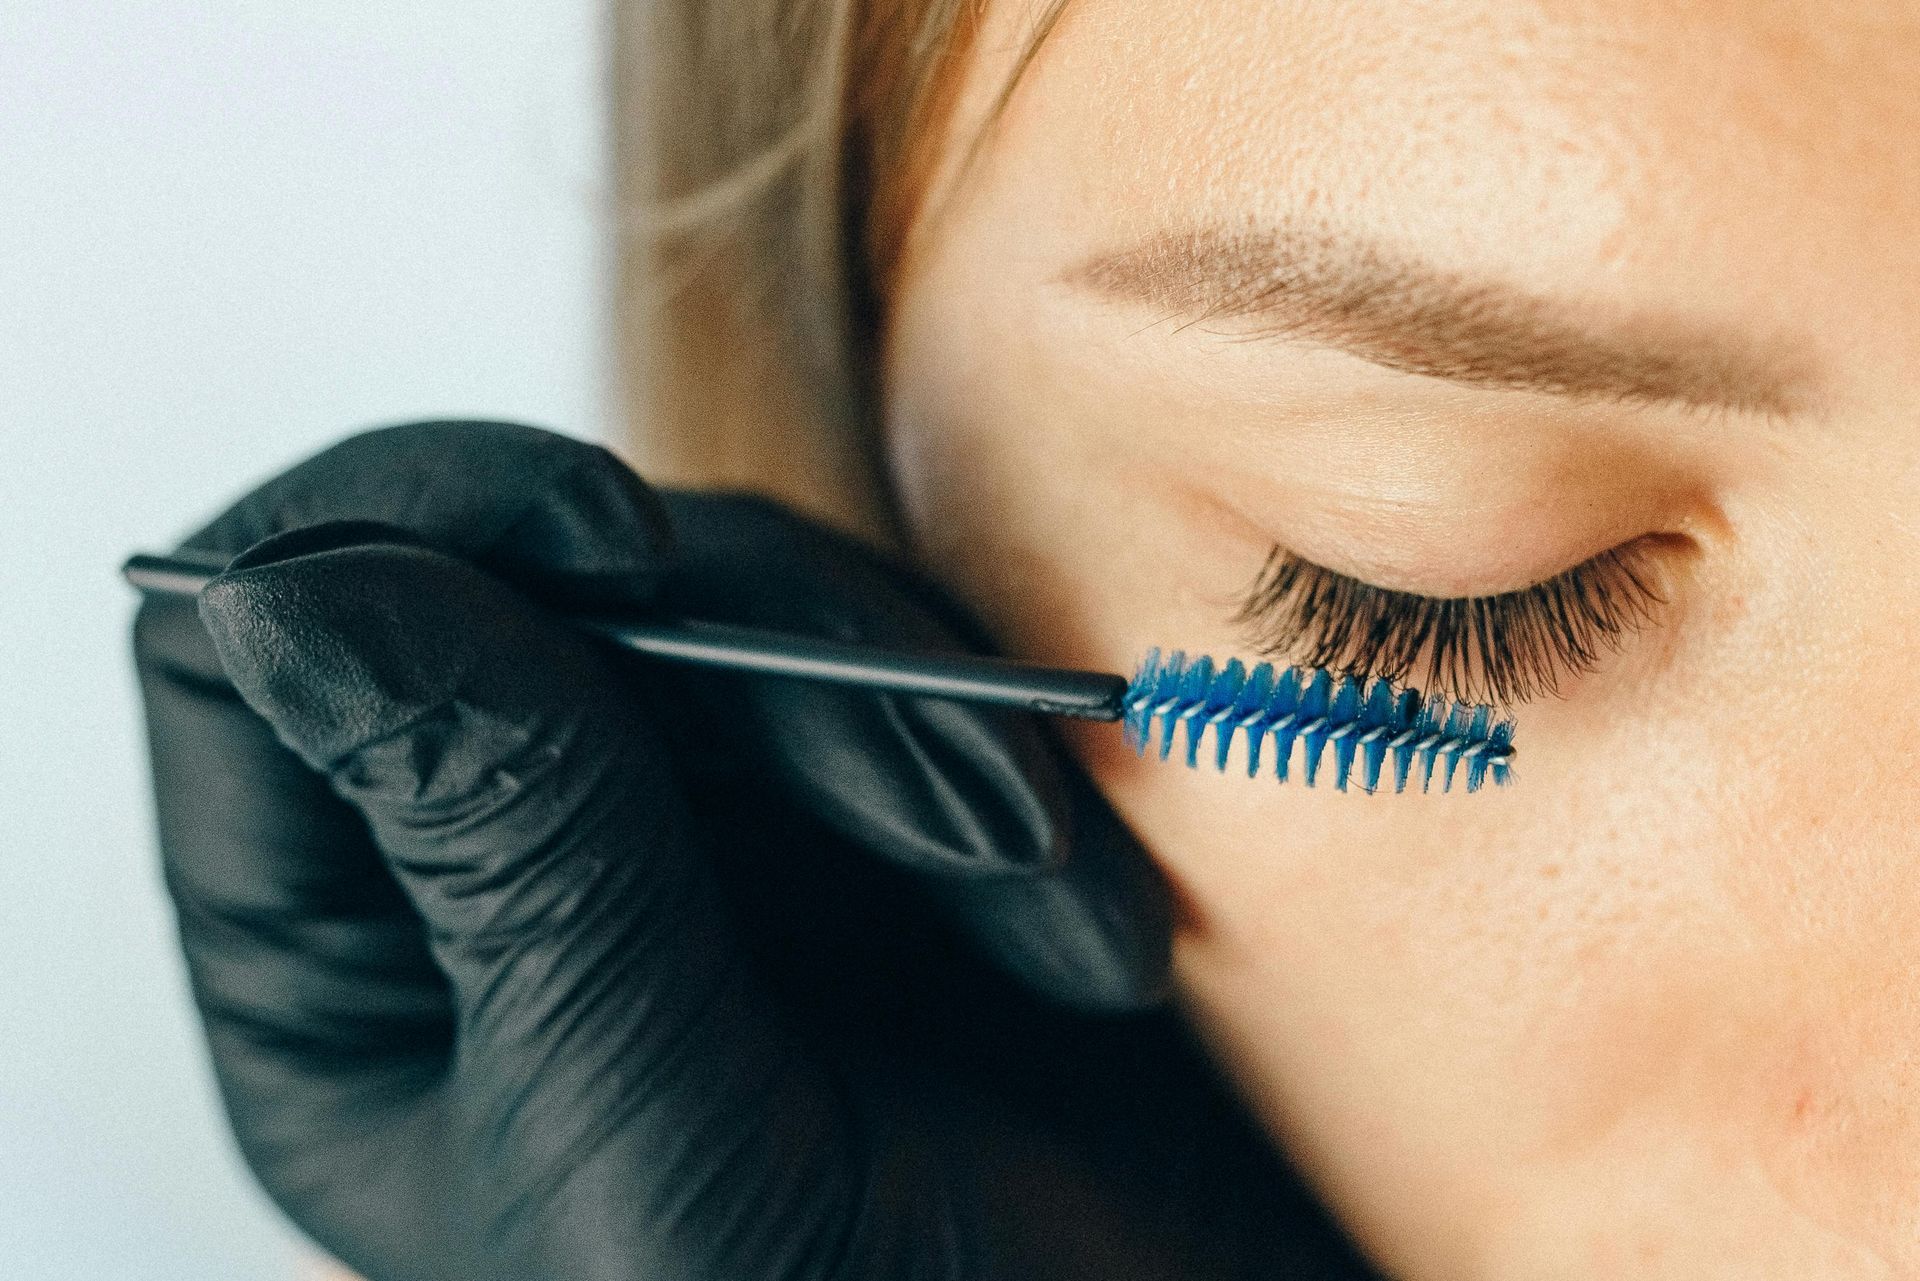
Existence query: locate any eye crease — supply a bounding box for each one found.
[1234,543,1668,705]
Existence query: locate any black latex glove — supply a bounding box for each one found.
[132,421,1377,1281]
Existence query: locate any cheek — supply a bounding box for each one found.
[1080,701,1920,1259]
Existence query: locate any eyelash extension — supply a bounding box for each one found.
[1235,543,1665,705]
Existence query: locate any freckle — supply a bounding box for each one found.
[1540,863,1562,879]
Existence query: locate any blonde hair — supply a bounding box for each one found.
[610,0,1070,545]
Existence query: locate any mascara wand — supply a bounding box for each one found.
[123,550,1515,793]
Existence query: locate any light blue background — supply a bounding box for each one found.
[0,4,610,1275]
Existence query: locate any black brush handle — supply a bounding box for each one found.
[122,551,1130,721]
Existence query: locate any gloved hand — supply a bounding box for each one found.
[131,421,1376,1281]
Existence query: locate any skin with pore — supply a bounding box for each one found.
[879,1,1920,1276]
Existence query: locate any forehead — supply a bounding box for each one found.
[946,0,1920,341]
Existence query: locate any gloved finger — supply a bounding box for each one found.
[916,766,1175,1012]
[195,534,959,1278]
[655,492,1174,1012]
[177,421,1057,884]
[655,491,1071,879]
[134,419,678,1279]
[133,578,477,1281]
[180,419,673,613]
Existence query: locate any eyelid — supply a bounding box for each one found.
[1234,540,1670,705]
[1183,454,1697,602]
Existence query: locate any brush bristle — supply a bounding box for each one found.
[1122,649,1515,793]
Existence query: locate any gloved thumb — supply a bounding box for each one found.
[196,526,895,1276]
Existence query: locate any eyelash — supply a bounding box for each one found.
[1234,543,1666,705]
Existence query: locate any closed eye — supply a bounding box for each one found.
[1234,542,1668,705]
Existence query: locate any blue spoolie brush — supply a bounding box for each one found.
[1123,649,1512,794]
[123,550,1515,794]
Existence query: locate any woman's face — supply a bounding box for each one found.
[883,1,1920,1274]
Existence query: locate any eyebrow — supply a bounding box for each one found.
[1060,225,1817,416]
